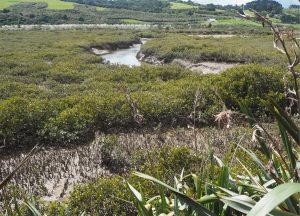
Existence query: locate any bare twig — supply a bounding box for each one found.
[0,144,41,190]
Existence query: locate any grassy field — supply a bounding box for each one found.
[0,0,75,10]
[121,19,149,24]
[96,6,106,11]
[217,18,261,26]
[170,2,197,9]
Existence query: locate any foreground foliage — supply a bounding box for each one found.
[129,101,300,216]
[129,10,300,216]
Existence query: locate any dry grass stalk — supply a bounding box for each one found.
[214,110,233,129]
[189,88,203,152]
[118,85,144,125]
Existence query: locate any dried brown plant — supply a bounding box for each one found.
[214,109,233,129]
[118,85,144,125]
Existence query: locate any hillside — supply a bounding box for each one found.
[0,0,298,27]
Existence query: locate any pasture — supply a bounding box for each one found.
[0,0,75,10]
[170,2,197,9]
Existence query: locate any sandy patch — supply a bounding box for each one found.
[172,59,238,74]
[91,48,110,55]
[189,62,238,74]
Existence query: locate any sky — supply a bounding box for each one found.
[188,0,299,8]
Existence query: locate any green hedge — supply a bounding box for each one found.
[0,64,287,147]
[216,64,287,115]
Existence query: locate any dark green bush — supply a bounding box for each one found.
[46,176,136,216]
[216,64,287,115]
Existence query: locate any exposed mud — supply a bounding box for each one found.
[0,138,110,203]
[137,53,239,74]
[137,52,164,65]
[91,48,110,55]
[172,59,238,74]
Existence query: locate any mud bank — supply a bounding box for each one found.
[138,52,239,74]
[172,59,238,74]
[89,38,141,56]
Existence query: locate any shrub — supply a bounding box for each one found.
[44,146,204,215]
[216,64,287,115]
[43,176,136,216]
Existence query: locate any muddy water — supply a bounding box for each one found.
[101,38,149,67]
[101,43,142,66]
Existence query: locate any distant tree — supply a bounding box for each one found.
[245,0,283,15]
[187,10,193,16]
[2,9,10,13]
[63,0,170,12]
[62,14,68,20]
[290,5,300,9]
[206,4,216,11]
[281,14,299,23]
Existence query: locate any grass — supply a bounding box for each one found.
[0,0,75,10]
[170,2,196,10]
[217,18,261,26]
[121,19,149,24]
[96,6,106,11]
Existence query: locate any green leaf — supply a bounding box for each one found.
[133,172,216,216]
[191,174,202,199]
[239,103,270,158]
[127,183,152,216]
[239,102,256,127]
[220,195,255,214]
[248,183,300,216]
[20,201,42,216]
[239,145,271,180]
[278,122,296,172]
[220,195,297,216]
[269,100,300,146]
[218,166,229,188]
[159,186,168,213]
[13,195,21,216]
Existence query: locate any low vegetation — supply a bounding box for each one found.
[0,29,291,148]
[141,34,284,64]
[0,4,299,215]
